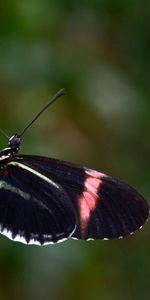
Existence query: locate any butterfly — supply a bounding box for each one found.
[0,89,149,245]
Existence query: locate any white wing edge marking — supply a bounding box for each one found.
[8,161,60,189]
[71,222,149,241]
[0,220,144,246]
[0,224,77,246]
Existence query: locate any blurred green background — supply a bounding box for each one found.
[0,1,150,300]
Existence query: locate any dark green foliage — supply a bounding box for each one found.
[0,1,150,299]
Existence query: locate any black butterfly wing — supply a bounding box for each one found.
[74,169,149,240]
[10,155,149,241]
[0,159,77,245]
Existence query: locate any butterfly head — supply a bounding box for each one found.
[8,134,21,152]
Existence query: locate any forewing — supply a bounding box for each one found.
[12,155,149,240]
[0,161,77,245]
[74,169,149,240]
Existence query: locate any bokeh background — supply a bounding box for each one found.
[0,1,150,300]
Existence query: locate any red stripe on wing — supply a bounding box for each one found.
[77,170,102,236]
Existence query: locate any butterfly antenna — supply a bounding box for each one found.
[19,88,65,138]
[0,129,9,139]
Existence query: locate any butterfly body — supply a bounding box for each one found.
[0,134,149,245]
